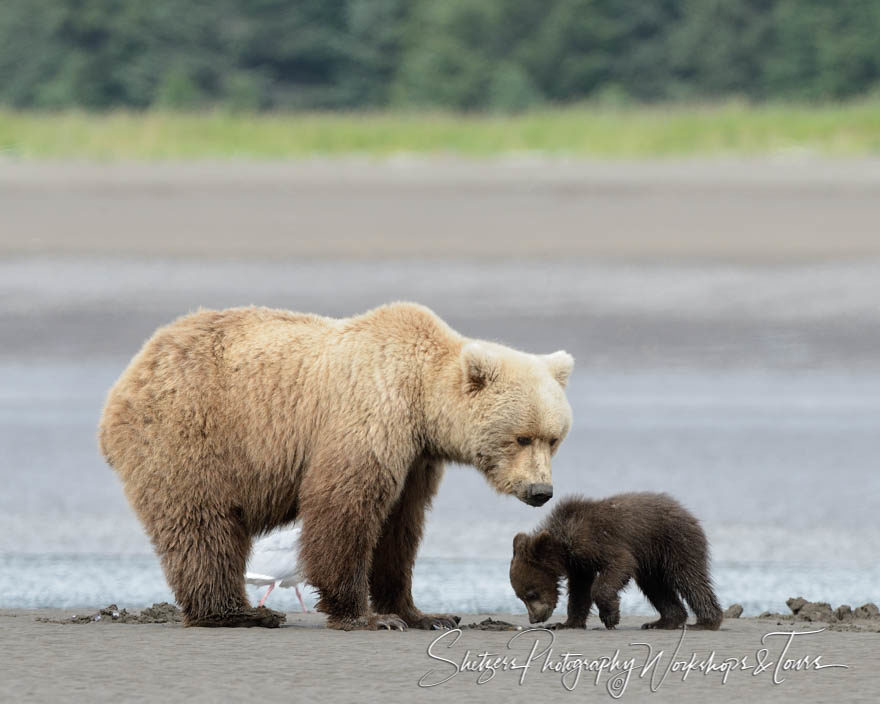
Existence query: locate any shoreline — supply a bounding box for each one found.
[3,608,876,702]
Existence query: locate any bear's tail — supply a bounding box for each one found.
[676,571,723,630]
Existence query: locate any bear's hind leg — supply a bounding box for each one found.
[637,572,687,630]
[369,459,458,630]
[155,506,284,628]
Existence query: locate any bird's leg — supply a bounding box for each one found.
[258,582,277,608]
[295,585,309,613]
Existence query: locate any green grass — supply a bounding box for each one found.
[1,102,880,159]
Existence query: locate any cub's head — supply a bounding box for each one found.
[510,531,564,624]
[457,341,573,506]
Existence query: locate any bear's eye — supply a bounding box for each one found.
[525,591,538,601]
[516,436,532,447]
[549,438,558,447]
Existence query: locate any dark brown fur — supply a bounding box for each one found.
[510,493,723,630]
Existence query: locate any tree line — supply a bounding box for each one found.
[2,0,879,111]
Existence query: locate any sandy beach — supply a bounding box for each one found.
[1,608,876,703]
[2,158,879,700]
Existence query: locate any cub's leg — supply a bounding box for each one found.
[636,572,687,630]
[591,551,636,629]
[298,453,408,631]
[550,568,595,629]
[369,458,459,630]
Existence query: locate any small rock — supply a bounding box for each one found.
[799,602,833,622]
[834,605,853,622]
[723,604,743,619]
[786,597,807,615]
[854,603,880,620]
[758,611,773,619]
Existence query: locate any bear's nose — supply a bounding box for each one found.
[525,483,553,506]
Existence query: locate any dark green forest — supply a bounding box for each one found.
[2,0,879,111]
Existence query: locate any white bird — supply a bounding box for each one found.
[246,525,309,612]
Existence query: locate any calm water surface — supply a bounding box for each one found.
[2,256,878,616]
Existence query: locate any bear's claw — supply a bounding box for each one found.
[327,613,408,631]
[430,615,461,630]
[418,613,461,630]
[375,614,408,631]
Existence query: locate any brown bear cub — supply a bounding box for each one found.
[510,493,723,630]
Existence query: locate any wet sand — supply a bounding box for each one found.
[2,609,875,703]
[3,158,880,259]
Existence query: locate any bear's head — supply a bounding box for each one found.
[510,531,564,624]
[443,341,573,507]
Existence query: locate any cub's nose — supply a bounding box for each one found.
[525,483,553,507]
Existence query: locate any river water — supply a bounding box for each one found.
[2,251,878,617]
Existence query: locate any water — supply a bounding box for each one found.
[4,554,880,618]
[1,255,879,617]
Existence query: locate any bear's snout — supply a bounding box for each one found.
[523,482,553,507]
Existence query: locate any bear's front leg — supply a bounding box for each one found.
[368,459,459,630]
[591,552,636,630]
[550,567,596,629]
[297,456,409,631]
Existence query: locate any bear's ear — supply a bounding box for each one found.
[461,342,500,393]
[532,530,555,558]
[513,532,529,555]
[543,351,574,388]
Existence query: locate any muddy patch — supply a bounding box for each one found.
[37,603,182,625]
[465,617,522,631]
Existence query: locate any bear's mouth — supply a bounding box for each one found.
[528,605,554,623]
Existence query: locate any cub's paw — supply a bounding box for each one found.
[407,613,461,630]
[547,621,586,630]
[688,620,722,631]
[599,608,620,630]
[641,618,684,630]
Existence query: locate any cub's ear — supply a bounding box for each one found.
[461,342,500,393]
[532,530,555,558]
[513,532,529,555]
[543,350,574,388]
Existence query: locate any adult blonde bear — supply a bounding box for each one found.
[99,303,573,629]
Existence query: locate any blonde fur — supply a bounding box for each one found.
[99,302,573,628]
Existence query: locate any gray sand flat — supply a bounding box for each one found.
[3,158,880,259]
[1,610,875,703]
